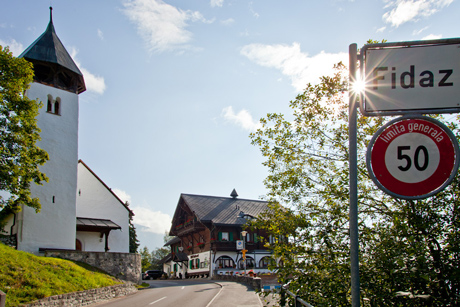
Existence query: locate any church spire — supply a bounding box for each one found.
[19,7,86,94]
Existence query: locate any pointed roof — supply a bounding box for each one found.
[175,193,269,226]
[19,7,85,93]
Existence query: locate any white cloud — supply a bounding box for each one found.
[412,26,429,35]
[240,42,347,91]
[0,39,24,56]
[122,0,213,53]
[112,188,132,204]
[249,2,260,18]
[112,189,171,234]
[132,206,172,234]
[211,0,224,7]
[222,106,261,132]
[376,26,386,33]
[422,34,442,40]
[221,18,235,26]
[97,29,104,40]
[383,0,454,27]
[69,47,106,95]
[80,68,106,95]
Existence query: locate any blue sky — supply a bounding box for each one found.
[1,0,458,251]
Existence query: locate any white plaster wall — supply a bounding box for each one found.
[76,162,130,253]
[76,231,104,252]
[17,83,78,254]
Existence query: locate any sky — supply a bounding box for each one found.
[1,0,459,251]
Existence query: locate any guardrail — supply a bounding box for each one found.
[280,287,314,307]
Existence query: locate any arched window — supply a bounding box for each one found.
[47,98,52,112]
[238,256,255,269]
[46,96,61,115]
[54,99,60,115]
[259,256,271,268]
[216,256,235,269]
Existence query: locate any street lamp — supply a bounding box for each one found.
[241,230,247,275]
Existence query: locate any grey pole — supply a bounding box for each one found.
[349,43,360,307]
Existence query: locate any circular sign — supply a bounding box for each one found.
[367,116,460,199]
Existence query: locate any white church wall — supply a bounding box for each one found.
[17,83,78,254]
[76,231,105,252]
[76,162,130,253]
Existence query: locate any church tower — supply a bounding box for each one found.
[15,7,85,253]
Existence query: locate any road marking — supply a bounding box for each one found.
[149,297,167,305]
[181,286,185,289]
[205,283,223,307]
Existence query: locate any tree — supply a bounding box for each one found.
[150,232,173,270]
[0,46,48,218]
[126,202,140,253]
[250,62,460,306]
[140,246,152,272]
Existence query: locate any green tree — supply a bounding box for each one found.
[140,246,152,272]
[126,202,140,253]
[0,46,48,218]
[250,62,460,306]
[150,232,173,270]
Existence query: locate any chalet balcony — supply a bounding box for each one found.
[211,240,264,251]
[174,221,205,236]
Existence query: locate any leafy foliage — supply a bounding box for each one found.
[0,46,48,216]
[250,62,460,306]
[0,243,120,307]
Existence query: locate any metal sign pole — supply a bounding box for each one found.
[349,43,360,307]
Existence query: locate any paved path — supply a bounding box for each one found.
[210,281,263,307]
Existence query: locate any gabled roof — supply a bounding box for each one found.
[176,192,269,226]
[78,160,134,217]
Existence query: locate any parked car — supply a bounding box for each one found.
[143,270,164,280]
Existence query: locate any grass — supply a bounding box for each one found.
[0,243,122,307]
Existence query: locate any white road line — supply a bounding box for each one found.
[149,297,167,305]
[205,283,224,307]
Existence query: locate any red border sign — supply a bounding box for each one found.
[367,116,459,199]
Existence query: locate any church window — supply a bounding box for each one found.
[47,98,52,112]
[46,96,61,115]
[54,99,60,115]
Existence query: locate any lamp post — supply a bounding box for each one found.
[241,230,247,275]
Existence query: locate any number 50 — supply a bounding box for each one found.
[397,146,429,172]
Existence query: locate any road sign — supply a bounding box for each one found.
[236,240,243,250]
[367,116,460,199]
[360,39,460,116]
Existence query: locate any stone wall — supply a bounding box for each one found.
[23,282,137,307]
[213,274,262,291]
[44,250,141,283]
[0,235,17,248]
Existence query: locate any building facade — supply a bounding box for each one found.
[162,190,275,278]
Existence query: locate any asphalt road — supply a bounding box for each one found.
[88,279,263,307]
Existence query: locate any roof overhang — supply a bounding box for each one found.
[76,217,121,233]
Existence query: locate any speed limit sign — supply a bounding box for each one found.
[367,116,460,199]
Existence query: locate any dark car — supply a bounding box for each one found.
[143,270,164,280]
